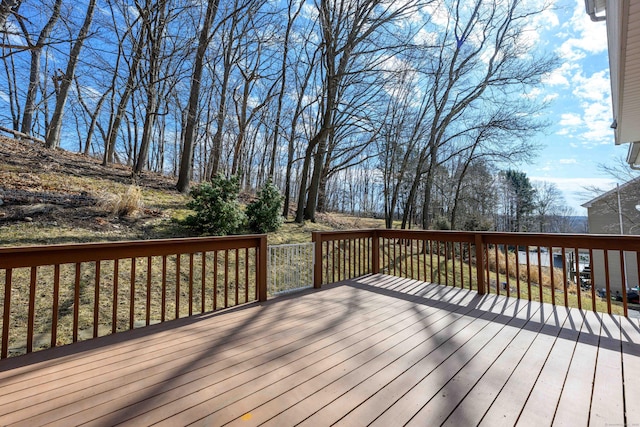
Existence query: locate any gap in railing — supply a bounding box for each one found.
[268,243,314,296]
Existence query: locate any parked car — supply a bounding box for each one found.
[597,288,640,304]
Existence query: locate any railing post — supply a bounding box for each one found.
[312,232,323,288]
[371,230,380,275]
[475,233,486,295]
[258,235,268,302]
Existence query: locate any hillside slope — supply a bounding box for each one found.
[0,137,383,247]
[0,136,197,246]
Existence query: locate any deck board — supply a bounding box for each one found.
[478,305,564,426]
[620,315,640,426]
[590,313,624,426]
[0,274,638,427]
[441,300,545,427]
[553,310,602,426]
[516,306,583,426]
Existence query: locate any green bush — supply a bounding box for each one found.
[186,174,246,235]
[246,180,284,233]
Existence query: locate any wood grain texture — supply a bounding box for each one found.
[0,274,636,427]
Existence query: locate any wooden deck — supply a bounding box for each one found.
[0,274,639,426]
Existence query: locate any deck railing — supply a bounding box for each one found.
[0,235,267,359]
[2,229,639,359]
[312,230,640,317]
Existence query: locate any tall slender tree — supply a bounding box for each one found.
[177,0,221,192]
[45,0,96,149]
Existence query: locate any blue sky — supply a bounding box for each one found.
[523,0,623,215]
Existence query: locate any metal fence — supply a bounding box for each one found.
[267,243,314,296]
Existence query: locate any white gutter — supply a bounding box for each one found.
[584,0,606,21]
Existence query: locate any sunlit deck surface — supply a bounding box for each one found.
[1,274,639,426]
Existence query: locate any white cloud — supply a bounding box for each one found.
[0,91,9,103]
[559,158,577,164]
[559,113,582,127]
[556,1,607,62]
[572,70,610,101]
[423,2,449,29]
[414,28,437,45]
[549,67,614,147]
[523,87,543,99]
[544,62,577,87]
[567,70,615,145]
[519,3,561,49]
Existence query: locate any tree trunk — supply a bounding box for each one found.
[134,0,167,175]
[103,23,146,165]
[176,0,220,192]
[269,0,302,180]
[45,0,96,149]
[0,0,20,29]
[294,142,315,223]
[20,0,62,136]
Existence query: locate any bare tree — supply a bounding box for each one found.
[176,0,221,192]
[534,181,564,232]
[19,0,62,136]
[45,0,96,149]
[295,0,428,223]
[0,0,20,30]
[394,0,555,229]
[133,0,169,175]
[102,3,146,165]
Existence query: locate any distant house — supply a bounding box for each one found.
[581,177,640,292]
[582,177,640,235]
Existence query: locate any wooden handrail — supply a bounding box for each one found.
[311,229,640,317]
[0,235,268,359]
[0,235,266,269]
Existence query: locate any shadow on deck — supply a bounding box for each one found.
[1,274,639,426]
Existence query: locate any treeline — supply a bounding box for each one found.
[1,0,571,230]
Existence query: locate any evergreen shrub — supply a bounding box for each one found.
[246,180,284,233]
[186,174,246,235]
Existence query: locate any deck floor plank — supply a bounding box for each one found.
[365,296,520,427]
[330,294,512,427]
[440,300,548,427]
[620,315,640,425]
[515,306,584,426]
[300,298,532,427]
[0,274,637,427]
[553,309,602,426]
[590,313,624,426]
[407,301,555,426]
[477,303,570,426]
[157,286,477,427]
[226,289,488,426]
[107,283,470,426]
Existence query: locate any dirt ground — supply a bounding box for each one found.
[0,136,186,244]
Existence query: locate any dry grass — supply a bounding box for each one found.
[97,185,144,217]
[486,249,569,290]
